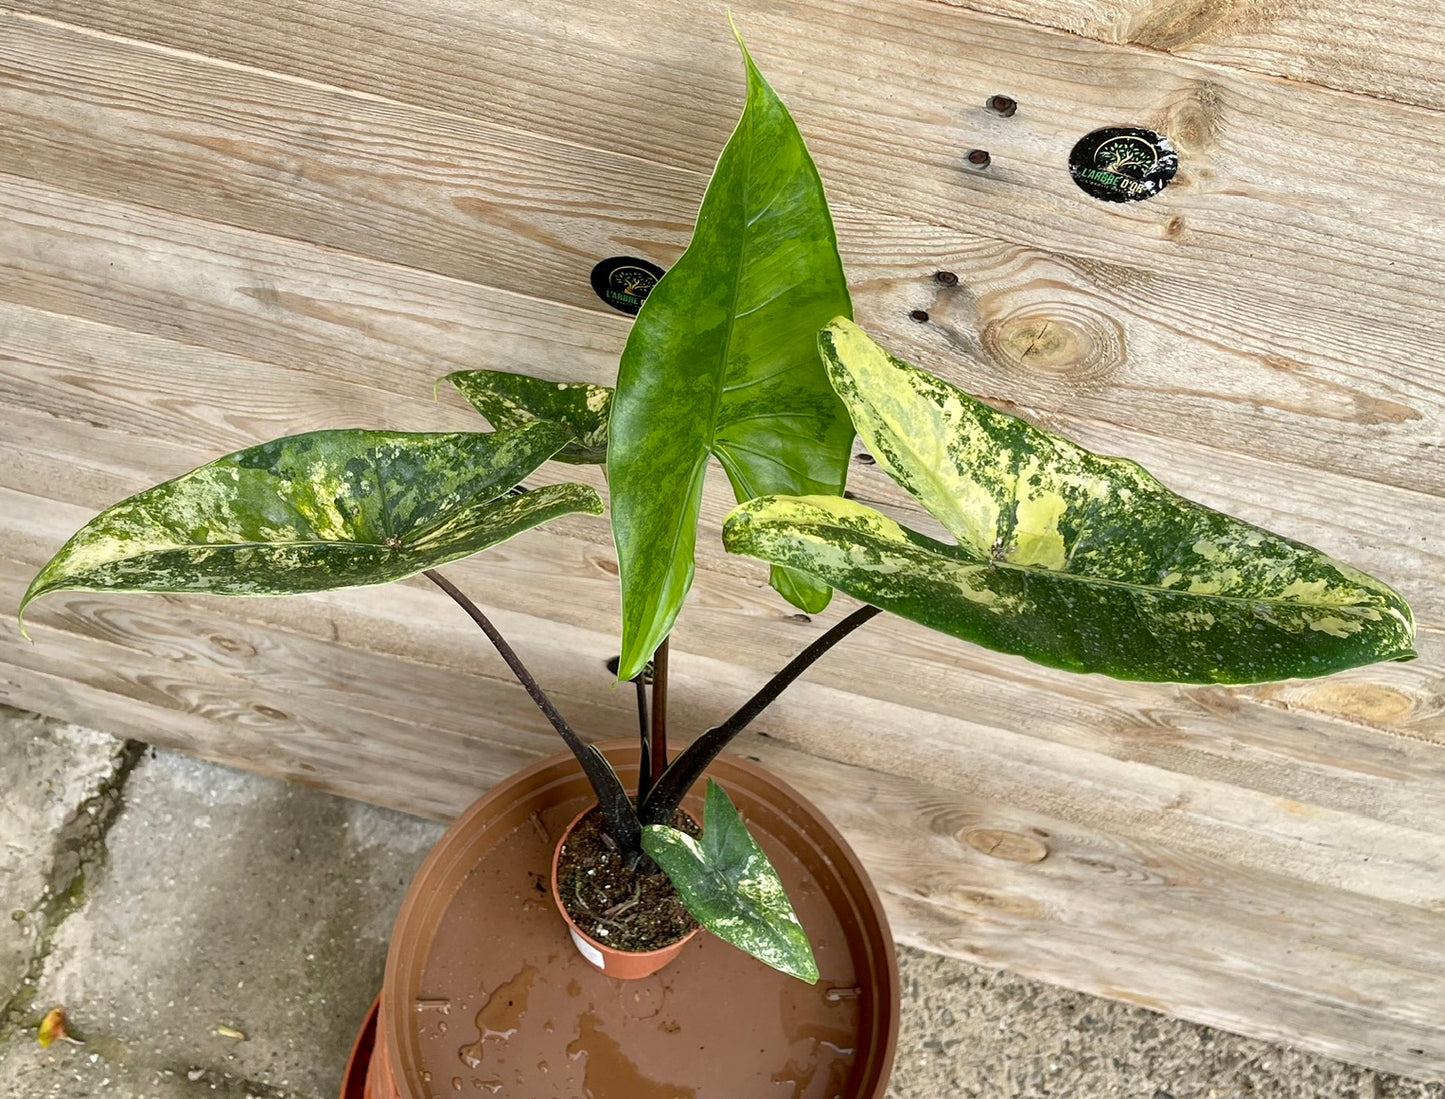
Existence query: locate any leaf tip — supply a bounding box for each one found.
[17,581,45,642]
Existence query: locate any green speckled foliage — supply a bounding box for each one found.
[447,370,613,464]
[606,29,855,681]
[21,425,602,627]
[722,320,1416,684]
[642,779,818,983]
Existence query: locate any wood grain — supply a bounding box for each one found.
[3,163,1442,535]
[924,0,1445,111]
[4,14,1443,499]
[4,0,1445,1076]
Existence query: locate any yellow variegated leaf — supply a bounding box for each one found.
[447,369,613,465]
[642,779,817,982]
[721,321,1416,684]
[22,425,602,629]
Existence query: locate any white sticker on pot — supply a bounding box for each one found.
[570,927,605,970]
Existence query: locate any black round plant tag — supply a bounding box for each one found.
[590,256,666,315]
[1068,127,1178,203]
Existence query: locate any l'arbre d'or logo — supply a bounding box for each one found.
[1068,127,1179,204]
[590,256,666,316]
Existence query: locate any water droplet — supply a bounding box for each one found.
[415,998,451,1014]
[451,1077,463,1092]
[421,1070,433,1083]
[438,1020,448,1034]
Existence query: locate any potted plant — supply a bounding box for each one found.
[18,24,1415,1099]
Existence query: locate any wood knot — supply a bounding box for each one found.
[1299,684,1414,725]
[209,634,258,658]
[963,828,1049,863]
[980,300,1126,385]
[1129,0,1232,49]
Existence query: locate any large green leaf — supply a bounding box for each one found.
[447,370,613,464]
[606,28,855,680]
[642,779,817,983]
[721,319,1416,684]
[21,424,602,627]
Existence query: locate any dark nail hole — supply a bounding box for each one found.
[966,149,991,168]
[986,95,1017,118]
[855,452,876,465]
[934,270,959,287]
[910,309,930,323]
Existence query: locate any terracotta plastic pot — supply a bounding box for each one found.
[358,740,898,1099]
[550,805,702,980]
[339,995,379,1099]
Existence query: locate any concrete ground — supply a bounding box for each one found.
[1,705,1441,1099]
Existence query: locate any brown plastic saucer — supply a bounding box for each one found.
[374,741,898,1098]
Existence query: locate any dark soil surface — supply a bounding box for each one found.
[556,805,700,952]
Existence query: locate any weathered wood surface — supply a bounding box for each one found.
[3,0,1444,1079]
[927,0,1445,111]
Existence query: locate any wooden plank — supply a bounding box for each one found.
[0,179,625,394]
[2,147,1443,524]
[3,14,1442,501]
[0,12,695,316]
[923,0,1445,111]
[818,756,1445,1080]
[8,0,1442,302]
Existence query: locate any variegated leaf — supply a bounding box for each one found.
[642,778,818,983]
[720,320,1416,684]
[447,370,613,464]
[21,424,602,627]
[606,26,855,680]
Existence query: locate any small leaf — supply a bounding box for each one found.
[37,1006,79,1047]
[22,424,602,627]
[447,370,613,464]
[607,27,855,679]
[642,779,818,982]
[721,320,1416,684]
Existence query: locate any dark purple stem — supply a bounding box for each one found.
[423,569,641,854]
[639,604,882,824]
